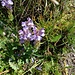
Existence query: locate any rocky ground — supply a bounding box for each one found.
[59,52,75,75]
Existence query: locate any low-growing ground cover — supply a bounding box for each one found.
[0,0,75,75]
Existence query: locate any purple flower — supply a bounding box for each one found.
[20,39,25,44]
[36,66,42,71]
[23,26,29,33]
[1,0,13,10]
[7,0,13,5]
[31,58,35,63]
[39,28,45,37]
[30,35,36,41]
[1,1,6,6]
[30,34,42,41]
[27,17,34,28]
[19,35,24,40]
[23,35,27,40]
[18,30,24,35]
[26,32,31,38]
[33,26,38,34]
[27,17,32,22]
[36,36,42,41]
[21,22,27,27]
[32,28,45,41]
[18,17,45,44]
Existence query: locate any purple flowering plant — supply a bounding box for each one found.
[1,0,13,10]
[18,17,45,46]
[0,0,45,73]
[1,0,14,21]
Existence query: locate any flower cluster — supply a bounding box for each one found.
[18,17,45,44]
[1,0,13,10]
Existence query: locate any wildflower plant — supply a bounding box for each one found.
[0,0,75,75]
[1,0,14,21]
[1,0,13,10]
[18,17,45,48]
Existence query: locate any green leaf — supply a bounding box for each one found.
[7,10,14,21]
[0,29,3,35]
[51,35,61,42]
[0,38,7,49]
[9,59,19,71]
[44,62,51,72]
[0,20,5,27]
[55,69,61,75]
